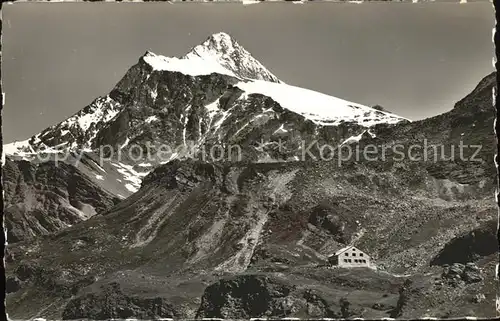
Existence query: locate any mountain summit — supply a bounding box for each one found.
[3,31,408,199]
[182,32,282,83]
[140,32,282,82]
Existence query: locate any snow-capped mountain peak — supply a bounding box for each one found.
[182,32,282,83]
[193,32,237,53]
[141,50,237,77]
[3,32,410,197]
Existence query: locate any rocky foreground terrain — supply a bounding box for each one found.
[3,33,498,319]
[5,155,497,319]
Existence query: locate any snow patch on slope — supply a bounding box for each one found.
[273,124,288,134]
[111,162,150,193]
[69,96,120,135]
[3,139,35,158]
[145,115,159,124]
[120,137,131,149]
[3,138,76,161]
[235,80,408,127]
[340,131,366,146]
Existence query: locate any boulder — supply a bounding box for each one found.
[6,275,22,294]
[441,262,482,284]
[472,293,486,303]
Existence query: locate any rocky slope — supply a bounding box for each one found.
[3,33,497,319]
[5,149,497,318]
[3,156,121,243]
[356,72,497,184]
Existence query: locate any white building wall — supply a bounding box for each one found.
[336,247,370,268]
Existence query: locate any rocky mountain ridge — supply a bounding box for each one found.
[4,32,407,161]
[2,32,497,319]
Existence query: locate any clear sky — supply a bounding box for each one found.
[2,2,494,143]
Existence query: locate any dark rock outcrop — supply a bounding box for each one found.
[307,202,358,244]
[62,282,179,320]
[6,276,22,294]
[196,275,295,318]
[390,279,414,318]
[430,220,498,266]
[441,262,483,286]
[3,157,120,243]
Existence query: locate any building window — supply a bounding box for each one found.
[344,259,348,262]
[360,253,364,257]
[345,253,349,256]
[354,259,358,263]
[352,253,356,256]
